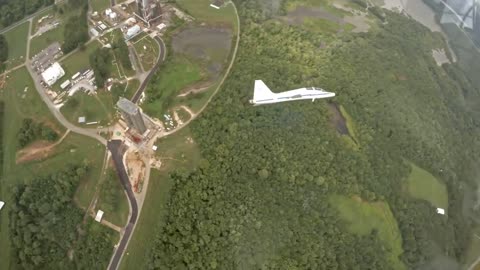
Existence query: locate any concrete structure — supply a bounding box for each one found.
[250,80,335,105]
[124,25,142,40]
[436,208,445,215]
[60,80,71,90]
[41,62,65,86]
[135,0,162,26]
[117,97,147,134]
[78,116,86,123]
[95,210,104,222]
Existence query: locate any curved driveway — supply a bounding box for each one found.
[27,64,107,145]
[131,36,166,104]
[106,140,138,270]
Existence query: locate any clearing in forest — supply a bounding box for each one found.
[329,195,405,270]
[407,162,448,210]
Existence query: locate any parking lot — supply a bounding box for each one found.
[31,42,62,73]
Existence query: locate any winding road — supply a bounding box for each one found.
[12,1,240,270]
[131,36,167,103]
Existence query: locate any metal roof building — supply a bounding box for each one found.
[41,62,65,86]
[117,97,147,134]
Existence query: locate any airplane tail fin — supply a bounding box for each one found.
[253,80,274,101]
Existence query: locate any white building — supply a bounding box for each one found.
[95,210,104,222]
[60,80,71,90]
[124,25,141,40]
[41,62,65,86]
[436,208,445,215]
[0,201,4,211]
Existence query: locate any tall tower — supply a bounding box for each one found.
[135,0,161,26]
[117,97,147,134]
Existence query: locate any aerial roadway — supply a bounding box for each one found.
[250,80,335,105]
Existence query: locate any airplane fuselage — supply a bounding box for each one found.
[250,87,335,105]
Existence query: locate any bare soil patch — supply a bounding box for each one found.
[16,130,70,164]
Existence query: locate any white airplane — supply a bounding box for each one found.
[249,80,335,105]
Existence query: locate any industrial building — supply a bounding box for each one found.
[117,97,147,134]
[41,62,65,86]
[135,0,162,26]
[124,25,142,41]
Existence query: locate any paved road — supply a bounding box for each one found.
[26,63,107,145]
[131,36,167,103]
[107,140,139,270]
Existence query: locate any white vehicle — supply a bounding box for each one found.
[0,201,4,211]
[250,80,335,105]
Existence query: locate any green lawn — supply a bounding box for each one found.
[97,167,130,227]
[30,23,65,56]
[133,35,159,71]
[0,68,107,269]
[60,91,114,126]
[176,107,191,123]
[52,40,101,92]
[330,195,405,270]
[4,21,30,68]
[176,0,238,29]
[90,0,111,13]
[125,79,140,100]
[143,56,203,117]
[407,162,448,210]
[120,127,201,270]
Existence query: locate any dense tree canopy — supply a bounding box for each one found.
[62,8,88,54]
[17,118,58,147]
[113,36,132,71]
[146,1,480,269]
[9,164,115,269]
[0,0,53,27]
[89,48,112,87]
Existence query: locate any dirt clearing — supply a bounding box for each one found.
[16,130,70,164]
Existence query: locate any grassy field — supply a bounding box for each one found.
[143,56,203,117]
[120,127,201,270]
[125,79,140,99]
[407,162,448,210]
[330,195,405,270]
[51,40,101,92]
[60,91,114,126]
[176,107,191,122]
[133,35,159,71]
[4,21,30,68]
[0,68,108,269]
[30,23,65,56]
[90,0,111,13]
[176,0,238,30]
[97,167,130,226]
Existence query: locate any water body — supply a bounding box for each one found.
[382,0,457,62]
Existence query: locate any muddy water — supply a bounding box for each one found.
[328,103,350,135]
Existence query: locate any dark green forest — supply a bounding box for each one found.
[0,34,7,71]
[61,1,88,54]
[9,164,115,269]
[146,1,480,269]
[89,48,112,87]
[0,0,53,28]
[17,118,58,147]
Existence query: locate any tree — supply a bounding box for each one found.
[89,48,112,87]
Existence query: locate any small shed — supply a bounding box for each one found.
[78,116,86,123]
[95,210,104,222]
[436,208,445,215]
